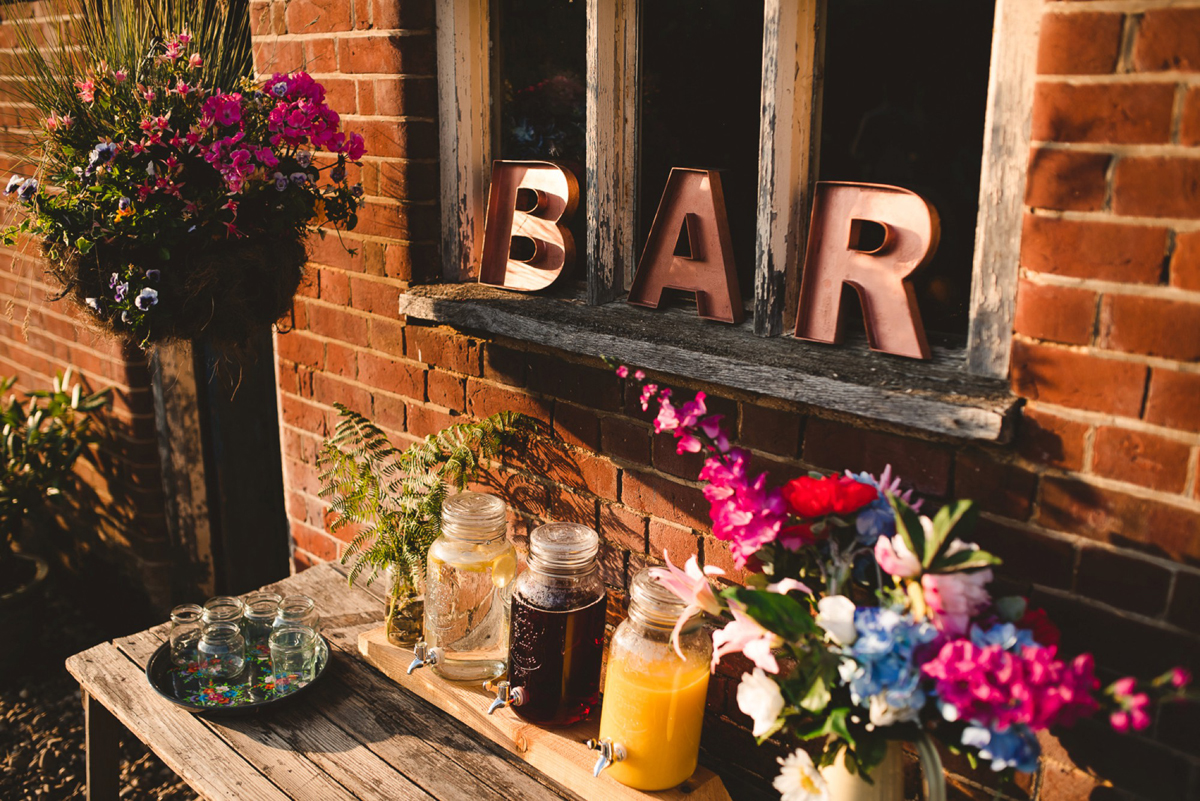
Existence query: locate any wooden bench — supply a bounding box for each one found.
[65,562,575,800]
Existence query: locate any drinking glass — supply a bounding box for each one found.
[169,603,204,667]
[273,595,319,630]
[203,595,245,627]
[242,591,282,658]
[269,623,317,690]
[197,622,246,680]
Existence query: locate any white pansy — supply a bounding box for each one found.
[773,748,829,801]
[736,668,785,738]
[816,595,857,646]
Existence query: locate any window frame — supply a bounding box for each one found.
[432,0,1039,379]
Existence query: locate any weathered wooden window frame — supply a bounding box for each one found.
[424,0,1039,436]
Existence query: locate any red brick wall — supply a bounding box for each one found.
[256,0,1200,797]
[0,2,172,606]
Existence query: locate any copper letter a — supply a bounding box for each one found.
[627,168,744,323]
[479,161,579,292]
[795,181,940,360]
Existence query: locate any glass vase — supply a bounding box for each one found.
[385,563,425,648]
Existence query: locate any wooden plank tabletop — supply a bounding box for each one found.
[65,562,575,801]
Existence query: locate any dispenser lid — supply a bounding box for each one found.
[442,491,508,540]
[530,522,600,570]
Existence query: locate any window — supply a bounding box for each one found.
[418,0,1040,440]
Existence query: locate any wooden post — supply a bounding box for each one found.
[83,689,121,801]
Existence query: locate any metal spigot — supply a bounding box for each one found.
[486,680,526,715]
[407,641,440,674]
[585,738,626,777]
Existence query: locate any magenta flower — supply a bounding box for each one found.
[75,79,95,103]
[615,365,628,378]
[189,53,203,69]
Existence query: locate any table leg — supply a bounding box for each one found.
[83,688,121,801]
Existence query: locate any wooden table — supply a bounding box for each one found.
[65,562,576,801]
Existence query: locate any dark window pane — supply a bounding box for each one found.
[638,0,764,300]
[819,0,995,337]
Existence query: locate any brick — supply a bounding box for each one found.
[621,470,708,530]
[366,0,435,30]
[349,276,401,317]
[647,518,700,564]
[1144,368,1200,433]
[1092,426,1191,493]
[699,537,750,585]
[426,369,466,411]
[1182,87,1200,147]
[373,393,406,432]
[1010,340,1146,416]
[320,77,357,117]
[1170,230,1200,291]
[600,416,651,466]
[370,78,439,122]
[543,448,618,502]
[1032,82,1174,144]
[1076,545,1172,617]
[406,325,481,375]
[405,402,457,439]
[598,503,647,554]
[801,419,953,496]
[1024,149,1110,211]
[1098,294,1200,361]
[1020,215,1167,284]
[651,433,708,482]
[324,341,357,379]
[355,119,439,160]
[1012,279,1096,346]
[292,521,340,562]
[276,331,325,369]
[482,342,528,387]
[527,356,622,412]
[337,32,435,75]
[1017,406,1089,470]
[953,450,1037,521]
[307,302,368,343]
[549,487,598,527]
[552,402,600,450]
[1113,157,1200,219]
[1167,569,1200,634]
[317,268,350,305]
[368,316,405,356]
[1133,8,1200,72]
[738,403,802,457]
[971,518,1075,591]
[1054,719,1194,801]
[281,395,326,434]
[358,352,424,399]
[465,378,551,422]
[1036,476,1200,561]
[285,0,352,32]
[253,38,303,74]
[1036,11,1123,75]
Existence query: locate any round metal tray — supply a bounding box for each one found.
[144,634,330,717]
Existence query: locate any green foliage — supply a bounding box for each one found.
[888,494,1000,574]
[0,369,110,555]
[317,404,534,589]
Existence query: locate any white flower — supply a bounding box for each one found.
[868,692,921,727]
[736,668,785,738]
[773,748,828,801]
[816,595,857,646]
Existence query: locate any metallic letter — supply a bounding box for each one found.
[479,161,579,292]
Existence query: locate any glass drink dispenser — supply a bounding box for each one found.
[487,522,607,726]
[589,568,712,791]
[409,492,517,682]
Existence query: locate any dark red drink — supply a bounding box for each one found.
[508,591,607,726]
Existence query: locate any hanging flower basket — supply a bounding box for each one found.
[4,30,365,348]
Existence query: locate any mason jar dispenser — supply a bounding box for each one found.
[487,522,607,726]
[409,491,517,682]
[589,568,712,791]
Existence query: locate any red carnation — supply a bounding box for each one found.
[781,474,879,519]
[1018,605,1061,647]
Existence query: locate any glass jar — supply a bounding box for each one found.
[203,596,244,626]
[595,568,712,791]
[501,522,606,726]
[421,491,517,682]
[273,595,319,630]
[169,604,204,667]
[385,563,425,648]
[197,622,246,680]
[269,623,318,690]
[242,591,281,658]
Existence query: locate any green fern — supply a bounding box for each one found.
[317,403,533,589]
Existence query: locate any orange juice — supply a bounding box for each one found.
[598,654,711,790]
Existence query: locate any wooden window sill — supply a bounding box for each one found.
[397,283,1020,442]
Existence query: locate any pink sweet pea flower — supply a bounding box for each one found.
[615,365,629,378]
[875,532,922,578]
[649,551,724,658]
[921,563,993,637]
[713,603,779,674]
[1170,668,1191,689]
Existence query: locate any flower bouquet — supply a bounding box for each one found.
[2,11,364,348]
[613,365,1194,799]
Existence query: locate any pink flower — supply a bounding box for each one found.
[634,370,645,380]
[112,69,127,83]
[921,567,992,636]
[1110,710,1131,733]
[60,114,73,129]
[1170,667,1191,689]
[875,532,922,578]
[178,30,192,45]
[700,451,788,567]
[75,79,95,103]
[650,551,724,658]
[344,131,366,160]
[654,397,680,433]
[1111,677,1137,697]
[615,365,629,378]
[189,53,203,69]
[175,80,192,96]
[713,603,778,674]
[638,383,659,411]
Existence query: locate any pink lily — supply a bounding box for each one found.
[75,79,95,103]
[650,550,724,658]
[713,603,779,674]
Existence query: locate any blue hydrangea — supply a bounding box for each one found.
[845,470,895,546]
[969,622,1037,653]
[838,607,939,725]
[961,724,1040,773]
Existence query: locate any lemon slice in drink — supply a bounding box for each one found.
[491,553,517,588]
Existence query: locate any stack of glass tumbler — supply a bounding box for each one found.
[169,592,320,686]
[412,491,711,792]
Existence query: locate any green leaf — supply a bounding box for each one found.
[930,547,1002,573]
[723,587,817,643]
[928,499,978,562]
[888,494,925,565]
[74,236,93,254]
[799,673,830,713]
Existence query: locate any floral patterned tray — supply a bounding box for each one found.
[144,635,330,717]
